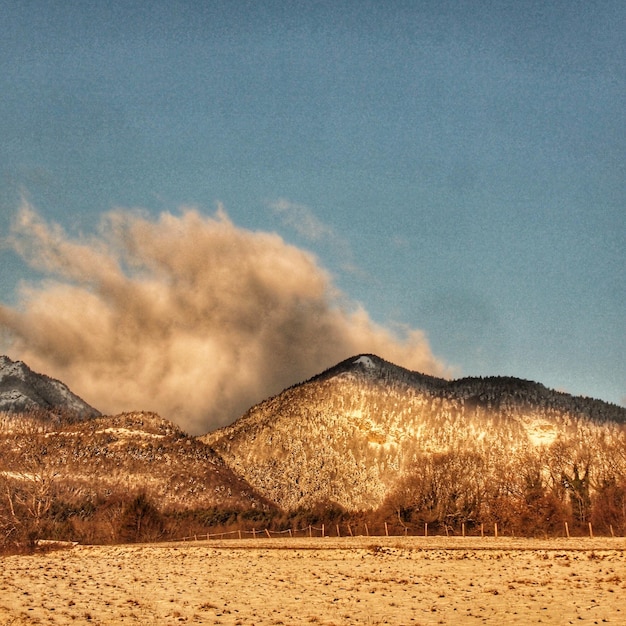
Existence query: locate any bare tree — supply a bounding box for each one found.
[1,419,59,547]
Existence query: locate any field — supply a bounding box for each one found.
[1,537,625,625]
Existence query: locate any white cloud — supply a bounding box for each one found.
[269,198,336,242]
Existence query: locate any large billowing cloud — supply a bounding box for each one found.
[0,201,449,434]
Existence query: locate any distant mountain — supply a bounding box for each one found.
[203,354,626,517]
[0,355,100,419]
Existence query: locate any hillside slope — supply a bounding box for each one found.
[204,354,626,516]
[0,411,269,514]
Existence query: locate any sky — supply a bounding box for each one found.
[0,1,624,432]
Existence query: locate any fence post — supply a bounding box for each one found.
[308,525,312,538]
[322,524,325,538]
[252,528,256,539]
[424,522,428,538]
[288,528,293,538]
[564,521,570,538]
[348,523,353,537]
[336,524,340,537]
[238,530,242,539]
[384,522,389,537]
[365,523,369,537]
[494,523,498,538]
[462,522,465,538]
[588,522,593,538]
[480,523,484,538]
[265,528,271,538]
[610,524,615,538]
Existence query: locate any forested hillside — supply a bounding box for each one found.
[206,355,626,535]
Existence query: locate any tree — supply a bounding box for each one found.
[1,421,59,548]
[118,493,164,543]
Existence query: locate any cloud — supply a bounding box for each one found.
[269,198,336,242]
[0,201,449,434]
[269,197,367,280]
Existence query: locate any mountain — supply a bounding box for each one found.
[0,410,273,546]
[2,353,625,545]
[203,354,626,520]
[0,355,100,419]
[0,410,268,511]
[0,356,271,546]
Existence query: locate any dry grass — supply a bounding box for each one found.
[0,536,625,624]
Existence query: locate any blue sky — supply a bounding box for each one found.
[1,1,624,417]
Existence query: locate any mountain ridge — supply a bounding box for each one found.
[0,409,274,546]
[311,353,624,419]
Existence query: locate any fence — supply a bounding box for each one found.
[172,520,619,543]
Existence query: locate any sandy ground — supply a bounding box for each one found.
[0,537,625,625]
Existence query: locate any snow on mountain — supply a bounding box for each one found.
[352,355,376,369]
[0,355,101,419]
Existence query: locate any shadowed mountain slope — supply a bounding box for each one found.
[0,355,100,419]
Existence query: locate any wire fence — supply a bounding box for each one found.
[174,524,333,542]
[174,522,400,542]
[171,520,620,543]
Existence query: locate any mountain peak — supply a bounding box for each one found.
[309,353,443,392]
[313,353,389,380]
[0,355,29,376]
[0,355,101,419]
